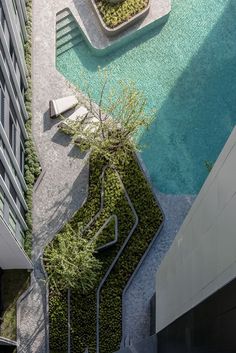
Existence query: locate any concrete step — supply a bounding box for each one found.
[56,27,81,47]
[56,14,74,31]
[56,36,84,56]
[56,9,71,22]
[56,21,78,38]
[57,28,83,48]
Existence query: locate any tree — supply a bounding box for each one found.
[60,72,155,163]
[44,224,101,293]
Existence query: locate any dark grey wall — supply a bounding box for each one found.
[157,278,236,353]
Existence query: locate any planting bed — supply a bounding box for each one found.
[45,152,163,353]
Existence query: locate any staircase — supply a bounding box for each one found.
[56,9,84,56]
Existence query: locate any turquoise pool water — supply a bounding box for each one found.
[57,0,236,195]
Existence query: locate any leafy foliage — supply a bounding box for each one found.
[60,75,154,164]
[95,0,149,28]
[44,224,101,293]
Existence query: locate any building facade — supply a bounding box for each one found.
[155,127,236,352]
[0,0,31,269]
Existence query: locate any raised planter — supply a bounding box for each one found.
[90,0,151,37]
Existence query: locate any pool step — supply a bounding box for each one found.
[56,9,85,56]
[56,9,71,22]
[56,14,74,31]
[57,35,83,56]
[56,28,82,48]
[56,21,78,37]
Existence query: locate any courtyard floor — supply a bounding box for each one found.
[18,0,194,352]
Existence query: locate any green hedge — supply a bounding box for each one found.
[46,152,163,353]
[95,0,149,28]
[24,0,41,256]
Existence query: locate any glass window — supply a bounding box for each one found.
[0,188,4,218]
[20,142,24,173]
[0,66,4,89]
[12,0,17,14]
[0,40,5,61]
[10,39,14,59]
[20,202,25,218]
[9,209,16,234]
[0,87,4,126]
[20,229,25,245]
[9,112,16,154]
[0,159,5,179]
[0,54,6,127]
[0,2,4,29]
[9,180,17,202]
[20,78,25,96]
[4,20,10,49]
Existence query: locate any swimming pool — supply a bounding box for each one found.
[56,0,236,195]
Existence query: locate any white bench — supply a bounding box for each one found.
[58,106,89,129]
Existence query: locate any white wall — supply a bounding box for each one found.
[156,126,236,333]
[0,218,32,269]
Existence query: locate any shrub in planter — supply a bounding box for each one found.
[95,0,149,28]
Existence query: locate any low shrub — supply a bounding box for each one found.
[45,152,163,353]
[44,223,101,292]
[95,0,149,28]
[24,0,41,256]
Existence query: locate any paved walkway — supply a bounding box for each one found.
[17,1,89,352]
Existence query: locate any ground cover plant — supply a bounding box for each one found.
[0,270,30,340]
[45,152,163,353]
[95,0,149,28]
